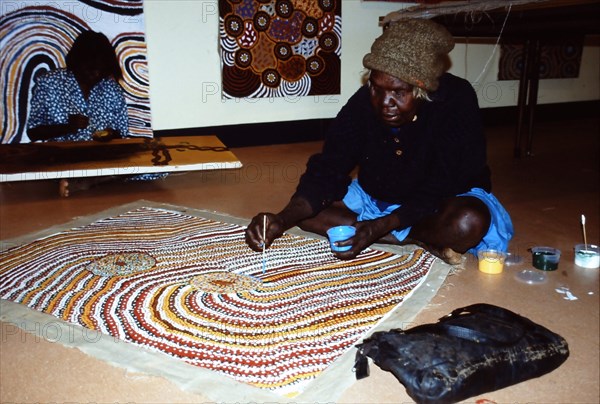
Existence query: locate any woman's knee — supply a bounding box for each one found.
[446,197,491,241]
[407,197,490,253]
[297,202,356,234]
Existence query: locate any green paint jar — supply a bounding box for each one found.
[531,247,561,271]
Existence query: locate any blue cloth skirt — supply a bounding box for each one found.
[342,180,514,254]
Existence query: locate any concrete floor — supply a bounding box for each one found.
[1,119,598,403]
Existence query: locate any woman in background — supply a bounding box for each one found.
[28,30,128,143]
[28,30,163,196]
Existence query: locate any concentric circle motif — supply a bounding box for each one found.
[262,68,281,87]
[224,15,244,37]
[220,0,340,97]
[306,55,325,75]
[86,252,156,277]
[189,272,262,294]
[302,17,319,38]
[319,32,338,52]
[235,49,253,68]
[253,11,270,31]
[319,0,335,12]
[274,42,293,60]
[275,0,293,18]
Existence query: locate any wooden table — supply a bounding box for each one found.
[431,1,600,157]
[0,135,242,182]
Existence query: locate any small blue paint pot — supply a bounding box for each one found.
[327,226,356,252]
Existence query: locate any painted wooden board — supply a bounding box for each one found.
[0,136,242,182]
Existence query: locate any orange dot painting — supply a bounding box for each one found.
[220,0,341,98]
[0,206,439,397]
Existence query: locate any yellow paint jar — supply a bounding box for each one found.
[478,250,507,274]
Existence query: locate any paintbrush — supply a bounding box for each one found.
[581,214,588,251]
[262,214,267,274]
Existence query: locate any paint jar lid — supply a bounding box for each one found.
[515,269,547,285]
[505,252,524,266]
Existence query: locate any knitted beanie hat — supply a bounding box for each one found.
[363,19,455,91]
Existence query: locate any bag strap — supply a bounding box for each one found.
[353,344,370,380]
[439,303,528,345]
[439,322,515,345]
[444,303,529,324]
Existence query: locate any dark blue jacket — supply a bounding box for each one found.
[294,73,491,229]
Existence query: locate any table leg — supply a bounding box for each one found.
[514,38,533,158]
[525,38,541,157]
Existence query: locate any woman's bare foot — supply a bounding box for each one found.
[411,244,463,265]
[59,179,70,197]
[396,237,464,265]
[58,178,95,197]
[440,247,464,265]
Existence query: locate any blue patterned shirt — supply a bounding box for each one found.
[27,68,129,141]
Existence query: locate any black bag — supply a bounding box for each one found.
[354,303,569,404]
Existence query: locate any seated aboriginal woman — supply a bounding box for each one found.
[245,19,513,265]
[27,30,163,197]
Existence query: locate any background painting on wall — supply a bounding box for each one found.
[498,38,584,80]
[0,0,152,144]
[362,1,464,3]
[219,0,341,99]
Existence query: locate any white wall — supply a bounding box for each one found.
[144,1,600,132]
[448,40,600,109]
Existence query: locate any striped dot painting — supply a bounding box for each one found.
[0,1,151,143]
[0,207,435,396]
